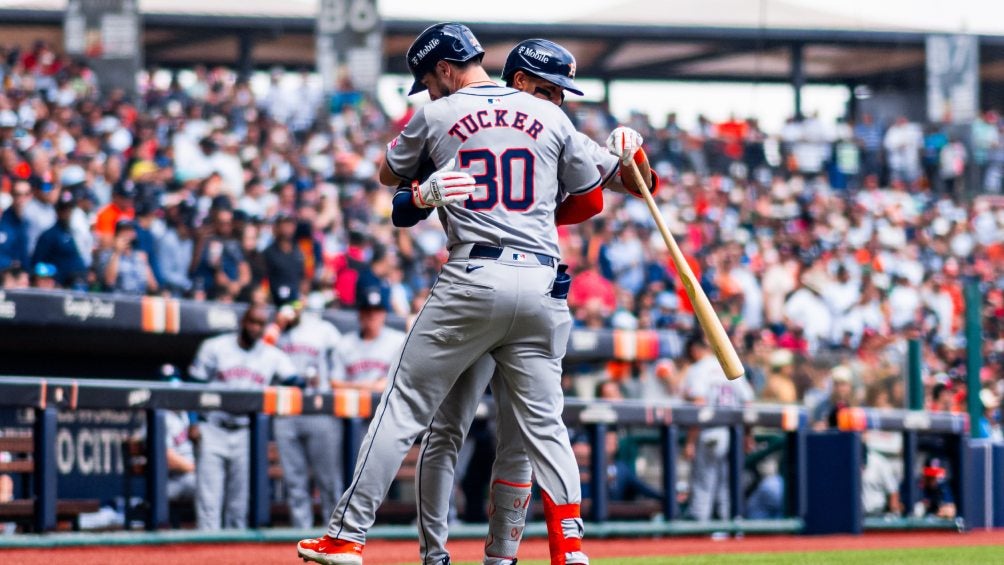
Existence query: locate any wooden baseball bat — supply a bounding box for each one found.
[623,159,745,381]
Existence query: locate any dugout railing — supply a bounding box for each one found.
[0,376,1000,536]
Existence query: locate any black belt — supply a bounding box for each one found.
[468,243,556,268]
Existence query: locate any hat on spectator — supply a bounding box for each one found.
[55,190,76,210]
[115,219,136,233]
[60,165,87,188]
[210,194,233,212]
[656,291,678,310]
[33,262,57,278]
[274,210,296,224]
[356,286,390,312]
[30,175,54,193]
[980,388,1000,410]
[134,196,159,217]
[769,349,794,369]
[113,180,137,199]
[831,365,853,384]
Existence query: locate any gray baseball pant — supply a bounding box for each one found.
[415,355,531,564]
[195,422,249,530]
[688,432,731,521]
[274,415,344,529]
[325,255,580,549]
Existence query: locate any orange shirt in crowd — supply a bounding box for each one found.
[94,203,135,239]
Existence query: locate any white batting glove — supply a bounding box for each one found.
[411,159,476,208]
[606,126,644,164]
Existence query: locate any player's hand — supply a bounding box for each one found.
[683,441,696,461]
[412,159,476,208]
[606,126,644,164]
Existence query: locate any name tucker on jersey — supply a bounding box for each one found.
[448,109,544,142]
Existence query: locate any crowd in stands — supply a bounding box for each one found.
[0,40,1002,433]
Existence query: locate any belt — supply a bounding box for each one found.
[454,243,556,268]
[201,415,249,430]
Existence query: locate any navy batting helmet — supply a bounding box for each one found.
[502,39,583,96]
[406,22,484,96]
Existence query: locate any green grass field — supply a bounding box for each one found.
[455,545,1004,564]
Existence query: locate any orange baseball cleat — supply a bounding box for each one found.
[297,536,364,565]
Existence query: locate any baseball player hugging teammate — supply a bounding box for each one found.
[400,39,660,565]
[299,23,658,565]
[189,304,298,530]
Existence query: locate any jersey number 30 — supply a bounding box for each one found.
[459,148,535,212]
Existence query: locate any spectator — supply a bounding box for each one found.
[812,365,855,429]
[156,202,195,297]
[783,270,833,352]
[976,389,1002,441]
[30,190,86,288]
[761,349,798,404]
[21,176,57,251]
[263,213,304,306]
[238,221,268,304]
[94,181,136,249]
[30,261,58,289]
[0,179,32,272]
[99,220,158,295]
[191,200,248,302]
[883,116,923,184]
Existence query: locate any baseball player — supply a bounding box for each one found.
[273,299,343,529]
[189,304,297,530]
[331,286,407,392]
[299,23,610,565]
[682,334,754,521]
[407,40,660,565]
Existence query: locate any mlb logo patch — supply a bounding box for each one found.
[487,98,500,104]
[512,253,527,262]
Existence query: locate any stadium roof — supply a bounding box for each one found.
[3,0,1004,84]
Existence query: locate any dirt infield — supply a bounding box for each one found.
[2,530,1002,565]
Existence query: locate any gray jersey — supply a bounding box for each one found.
[189,333,297,388]
[575,132,620,197]
[386,85,603,257]
[332,327,407,384]
[165,410,195,464]
[684,356,754,443]
[276,314,342,391]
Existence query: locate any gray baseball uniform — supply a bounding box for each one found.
[417,131,620,565]
[275,313,343,529]
[325,85,598,565]
[331,327,406,386]
[189,333,296,530]
[683,356,754,521]
[165,410,197,502]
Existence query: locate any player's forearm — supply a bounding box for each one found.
[556,189,604,225]
[392,190,432,227]
[618,150,658,197]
